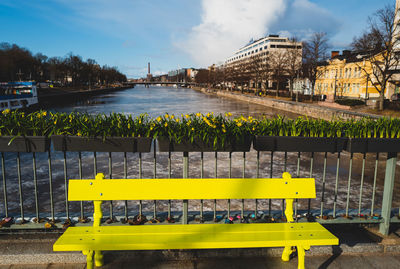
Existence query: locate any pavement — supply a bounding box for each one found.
[1,224,400,268]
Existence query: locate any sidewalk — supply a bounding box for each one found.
[0,224,400,268]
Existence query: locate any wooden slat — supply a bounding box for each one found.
[54,223,338,251]
[68,177,316,201]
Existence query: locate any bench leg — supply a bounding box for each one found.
[296,245,310,269]
[95,251,104,267]
[82,250,94,269]
[281,246,293,262]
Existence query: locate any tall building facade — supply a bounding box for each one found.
[223,35,302,90]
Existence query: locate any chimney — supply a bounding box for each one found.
[148,62,150,74]
[342,50,351,58]
[331,51,339,59]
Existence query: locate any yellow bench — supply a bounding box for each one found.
[53,172,338,269]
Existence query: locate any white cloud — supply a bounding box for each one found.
[270,0,341,41]
[175,0,288,67]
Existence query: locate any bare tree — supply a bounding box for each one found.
[303,32,330,101]
[270,51,288,97]
[285,38,303,98]
[247,54,264,95]
[351,3,399,110]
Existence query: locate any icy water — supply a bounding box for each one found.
[1,85,399,220]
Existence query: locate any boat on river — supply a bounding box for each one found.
[0,81,38,111]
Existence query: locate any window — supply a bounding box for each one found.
[264,46,268,49]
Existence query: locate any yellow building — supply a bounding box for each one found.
[315,51,389,100]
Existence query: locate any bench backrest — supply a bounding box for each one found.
[68,172,315,225]
[68,172,315,201]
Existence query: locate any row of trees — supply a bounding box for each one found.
[0,43,127,86]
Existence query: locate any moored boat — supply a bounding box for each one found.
[0,81,38,111]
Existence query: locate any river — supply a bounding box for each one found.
[0,85,399,221]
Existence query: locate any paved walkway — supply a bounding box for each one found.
[1,254,400,268]
[1,224,400,268]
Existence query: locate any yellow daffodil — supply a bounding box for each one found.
[54,121,57,125]
[164,122,168,127]
[2,109,10,114]
[236,122,242,127]
[42,111,47,117]
[165,114,169,118]
[185,114,190,119]
[157,116,162,122]
[196,112,201,117]
[191,127,194,131]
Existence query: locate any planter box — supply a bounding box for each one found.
[345,138,400,153]
[0,136,50,152]
[52,136,152,152]
[345,138,368,153]
[157,136,251,152]
[367,138,400,153]
[253,136,347,153]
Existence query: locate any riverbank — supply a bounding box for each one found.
[193,87,382,120]
[37,85,132,107]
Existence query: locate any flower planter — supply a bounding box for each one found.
[51,136,152,152]
[253,136,347,153]
[345,138,368,153]
[0,136,50,152]
[157,136,252,152]
[345,138,400,153]
[367,138,400,153]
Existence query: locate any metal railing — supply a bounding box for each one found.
[0,141,399,235]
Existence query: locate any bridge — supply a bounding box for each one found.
[124,81,197,88]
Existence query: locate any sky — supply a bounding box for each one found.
[0,0,396,78]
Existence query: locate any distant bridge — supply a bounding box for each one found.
[124,81,196,87]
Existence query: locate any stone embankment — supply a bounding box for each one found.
[195,87,380,120]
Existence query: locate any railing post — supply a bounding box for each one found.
[182,152,189,224]
[379,152,397,235]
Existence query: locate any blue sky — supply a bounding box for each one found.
[0,0,395,78]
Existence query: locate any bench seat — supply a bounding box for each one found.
[54,222,338,251]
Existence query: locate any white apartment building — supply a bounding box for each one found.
[225,35,302,65]
[223,35,302,91]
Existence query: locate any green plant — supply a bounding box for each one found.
[151,112,252,149]
[49,112,152,138]
[0,109,51,137]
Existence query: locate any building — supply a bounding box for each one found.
[224,35,302,91]
[225,35,302,65]
[167,68,196,82]
[315,1,400,102]
[314,51,380,100]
